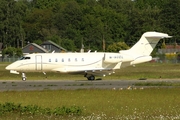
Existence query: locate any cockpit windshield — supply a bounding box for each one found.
[20,57,31,60]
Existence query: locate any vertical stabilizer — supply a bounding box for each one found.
[120,32,172,57]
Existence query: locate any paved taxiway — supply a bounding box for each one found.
[0,79,180,91]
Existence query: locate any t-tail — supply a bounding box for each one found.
[120,31,172,65]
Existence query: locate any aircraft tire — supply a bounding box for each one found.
[87,75,95,80]
[22,77,26,81]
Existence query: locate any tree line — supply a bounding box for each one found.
[0,0,179,52]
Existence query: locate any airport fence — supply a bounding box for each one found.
[0,57,20,62]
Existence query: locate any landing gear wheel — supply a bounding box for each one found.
[87,75,95,81]
[22,77,26,81]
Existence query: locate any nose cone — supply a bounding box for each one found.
[6,64,15,70]
[6,65,12,70]
[6,63,20,74]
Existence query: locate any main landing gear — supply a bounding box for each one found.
[22,72,27,81]
[21,72,46,81]
[84,73,95,80]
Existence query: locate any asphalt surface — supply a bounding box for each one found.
[0,79,180,91]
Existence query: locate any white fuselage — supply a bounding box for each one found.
[6,52,135,73]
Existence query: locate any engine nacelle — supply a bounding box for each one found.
[131,56,152,65]
[103,53,123,63]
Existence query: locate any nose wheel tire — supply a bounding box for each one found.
[22,77,26,81]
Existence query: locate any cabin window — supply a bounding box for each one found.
[118,56,123,59]
[82,58,84,61]
[75,58,77,62]
[62,58,64,62]
[55,58,58,62]
[49,59,51,62]
[68,58,71,62]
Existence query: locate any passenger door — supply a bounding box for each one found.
[35,55,42,71]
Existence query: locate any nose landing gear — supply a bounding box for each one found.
[22,72,27,81]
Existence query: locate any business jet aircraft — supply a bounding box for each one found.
[6,32,172,81]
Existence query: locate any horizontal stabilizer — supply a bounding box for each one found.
[143,32,172,38]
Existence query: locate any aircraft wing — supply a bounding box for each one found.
[52,67,115,77]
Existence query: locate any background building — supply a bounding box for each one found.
[22,41,67,54]
[40,41,67,53]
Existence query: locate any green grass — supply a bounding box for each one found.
[1,62,180,119]
[0,88,180,119]
[1,62,180,80]
[110,62,180,80]
[135,81,180,86]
